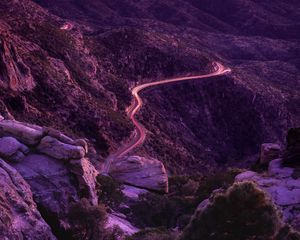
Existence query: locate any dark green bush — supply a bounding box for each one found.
[96,175,124,209]
[67,198,107,240]
[180,182,282,240]
[130,169,242,230]
[276,225,300,240]
[127,228,176,240]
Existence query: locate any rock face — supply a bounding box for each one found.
[0,136,29,162]
[235,159,300,230]
[37,136,86,160]
[0,158,56,240]
[0,120,44,146]
[0,37,35,91]
[283,128,300,165]
[0,118,99,237]
[12,154,80,226]
[110,156,169,193]
[260,143,281,165]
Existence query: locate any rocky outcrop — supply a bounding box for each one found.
[260,143,281,165]
[236,159,300,230]
[37,136,86,160]
[69,158,99,206]
[0,136,29,162]
[12,154,80,225]
[0,117,99,236]
[0,37,35,92]
[283,128,300,165]
[0,120,44,146]
[107,212,139,236]
[110,156,168,193]
[0,158,56,239]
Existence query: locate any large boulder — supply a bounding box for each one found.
[69,158,99,205]
[37,136,85,160]
[283,128,300,165]
[260,143,281,165]
[109,156,169,193]
[0,136,29,162]
[12,154,80,231]
[0,120,44,145]
[0,158,56,240]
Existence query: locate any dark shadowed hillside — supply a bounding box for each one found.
[0,0,299,173]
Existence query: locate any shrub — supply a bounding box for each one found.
[67,198,107,240]
[276,225,300,240]
[180,182,282,240]
[96,175,124,209]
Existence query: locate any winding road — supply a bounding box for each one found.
[102,62,231,174]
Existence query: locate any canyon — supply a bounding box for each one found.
[0,0,299,239]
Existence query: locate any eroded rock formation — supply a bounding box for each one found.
[110,155,169,193]
[0,158,56,239]
[0,117,99,237]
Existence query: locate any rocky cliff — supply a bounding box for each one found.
[0,115,99,238]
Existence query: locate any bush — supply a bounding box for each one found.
[96,175,124,209]
[130,169,242,230]
[180,182,282,240]
[127,228,176,240]
[276,225,300,240]
[67,198,108,240]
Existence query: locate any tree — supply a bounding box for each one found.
[180,182,282,240]
[68,198,107,240]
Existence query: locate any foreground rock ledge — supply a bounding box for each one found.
[0,158,56,239]
[109,155,169,193]
[0,118,99,235]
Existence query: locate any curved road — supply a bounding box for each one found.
[103,62,231,174]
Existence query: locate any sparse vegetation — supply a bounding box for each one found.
[67,198,108,240]
[180,182,282,240]
[96,175,124,209]
[130,169,242,229]
[127,228,177,240]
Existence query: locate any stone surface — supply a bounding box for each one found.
[37,136,85,160]
[12,154,80,230]
[260,143,281,165]
[69,158,99,205]
[268,159,294,178]
[0,120,44,146]
[0,158,56,240]
[122,185,149,201]
[110,156,168,193]
[0,136,29,162]
[235,159,300,230]
[107,213,139,236]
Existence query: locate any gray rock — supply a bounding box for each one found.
[69,158,99,206]
[107,213,139,236]
[0,158,56,240]
[37,136,85,160]
[0,120,44,145]
[122,185,149,201]
[235,159,300,230]
[110,156,169,193]
[0,136,29,162]
[12,154,80,230]
[260,143,281,165]
[268,159,294,178]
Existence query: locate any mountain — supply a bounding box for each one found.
[0,0,299,238]
[0,0,299,174]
